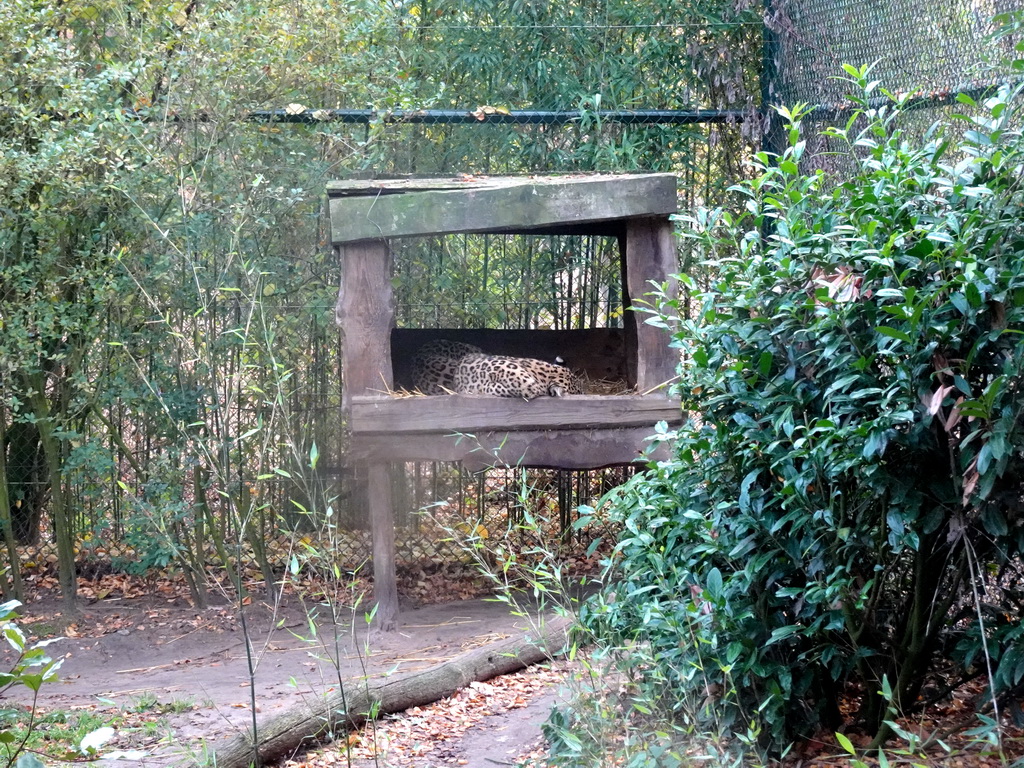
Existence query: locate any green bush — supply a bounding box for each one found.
[581,66,1024,756]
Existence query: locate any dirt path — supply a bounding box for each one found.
[1,591,564,766]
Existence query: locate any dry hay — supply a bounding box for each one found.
[576,372,635,396]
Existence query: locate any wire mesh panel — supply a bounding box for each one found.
[391,462,635,566]
[769,0,1019,106]
[766,0,1024,171]
[392,233,625,331]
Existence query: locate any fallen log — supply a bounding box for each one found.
[211,616,572,768]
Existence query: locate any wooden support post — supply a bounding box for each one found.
[368,462,399,631]
[624,216,679,393]
[618,234,638,388]
[336,239,400,629]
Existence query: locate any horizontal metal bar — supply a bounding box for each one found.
[246,108,747,125]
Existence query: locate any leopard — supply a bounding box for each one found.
[453,352,583,400]
[410,339,483,394]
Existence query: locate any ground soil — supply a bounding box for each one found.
[1,589,564,767]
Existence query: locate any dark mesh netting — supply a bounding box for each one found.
[768,0,1020,107]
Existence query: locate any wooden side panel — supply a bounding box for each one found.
[336,241,395,407]
[624,217,679,393]
[329,174,677,244]
[349,394,681,435]
[351,426,675,469]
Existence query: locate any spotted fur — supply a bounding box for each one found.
[411,339,483,394]
[453,353,583,400]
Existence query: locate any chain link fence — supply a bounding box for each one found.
[769,0,1016,105]
[766,0,1023,166]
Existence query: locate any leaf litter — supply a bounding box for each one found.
[280,662,567,767]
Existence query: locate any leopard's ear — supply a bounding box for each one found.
[548,383,564,397]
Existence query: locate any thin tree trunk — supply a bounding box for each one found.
[28,379,76,611]
[187,467,210,608]
[0,407,24,601]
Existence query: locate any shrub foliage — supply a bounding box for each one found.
[583,67,1024,752]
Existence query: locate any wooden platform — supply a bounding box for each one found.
[329,172,681,629]
[332,173,683,467]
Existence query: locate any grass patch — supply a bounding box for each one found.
[0,706,118,762]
